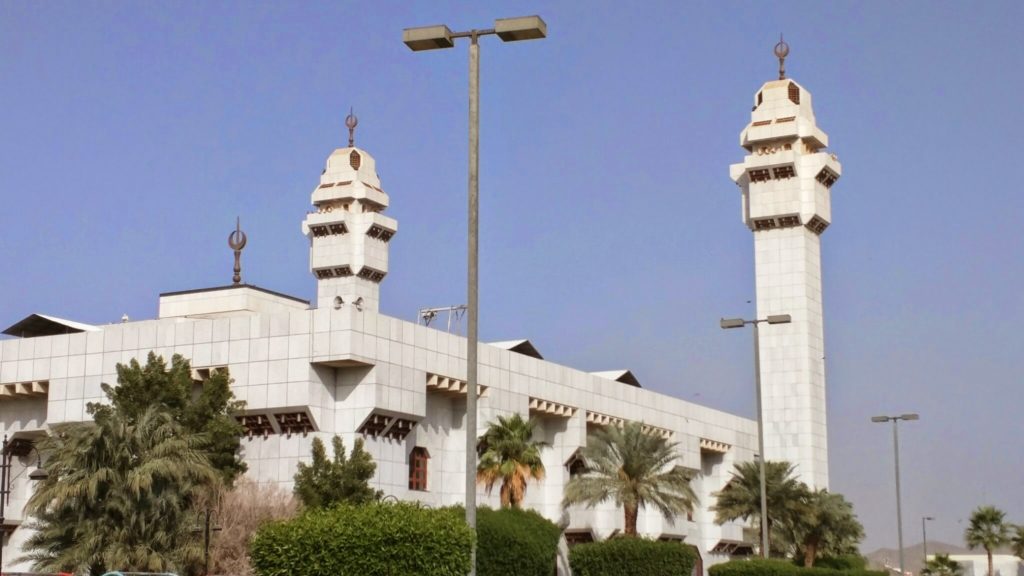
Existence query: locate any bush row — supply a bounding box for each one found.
[477,506,562,576]
[710,558,887,576]
[250,502,473,576]
[570,537,699,576]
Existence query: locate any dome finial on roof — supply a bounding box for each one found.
[345,107,359,147]
[774,34,790,80]
[228,216,248,285]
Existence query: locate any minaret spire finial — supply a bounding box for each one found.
[345,107,359,147]
[228,216,248,285]
[774,34,790,80]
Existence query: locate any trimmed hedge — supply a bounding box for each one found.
[570,537,698,576]
[250,502,473,576]
[812,556,869,571]
[709,558,887,576]
[477,506,561,576]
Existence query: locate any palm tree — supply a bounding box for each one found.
[964,505,1011,576]
[22,406,219,575]
[711,460,806,557]
[562,421,697,536]
[779,488,864,567]
[1013,525,1024,561]
[476,413,546,508]
[921,553,965,576]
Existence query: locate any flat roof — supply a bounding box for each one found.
[159,284,309,305]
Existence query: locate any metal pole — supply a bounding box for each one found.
[0,436,7,574]
[922,517,929,565]
[204,508,212,576]
[893,420,905,576]
[465,31,480,576]
[752,322,770,558]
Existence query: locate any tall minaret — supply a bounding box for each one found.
[729,40,841,489]
[302,111,397,312]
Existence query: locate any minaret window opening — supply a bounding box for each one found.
[752,120,772,127]
[349,150,362,170]
[749,168,772,183]
[772,165,796,179]
[757,91,763,106]
[366,225,394,242]
[815,167,839,188]
[788,82,800,104]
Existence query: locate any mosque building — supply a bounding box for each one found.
[0,42,838,573]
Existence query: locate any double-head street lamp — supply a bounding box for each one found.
[720,313,792,558]
[403,16,546,576]
[0,435,48,572]
[871,413,919,576]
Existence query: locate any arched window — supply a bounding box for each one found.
[409,447,429,491]
[788,82,800,105]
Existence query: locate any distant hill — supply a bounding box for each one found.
[865,542,972,576]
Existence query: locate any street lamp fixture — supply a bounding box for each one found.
[403,16,546,576]
[872,413,920,576]
[720,312,792,558]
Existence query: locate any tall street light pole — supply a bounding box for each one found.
[403,17,546,576]
[922,516,934,565]
[721,313,792,558]
[871,413,919,576]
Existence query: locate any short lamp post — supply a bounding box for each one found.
[922,515,934,565]
[871,413,919,576]
[0,435,48,573]
[720,313,792,558]
[403,16,546,576]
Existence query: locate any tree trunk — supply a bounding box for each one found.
[624,504,639,536]
[987,548,993,576]
[803,537,819,568]
[500,482,511,508]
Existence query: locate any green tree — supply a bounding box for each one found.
[89,352,246,484]
[1013,525,1024,561]
[964,505,1011,576]
[779,489,864,567]
[476,413,547,508]
[711,460,806,557]
[921,553,965,576]
[22,406,219,575]
[562,421,697,536]
[293,435,382,508]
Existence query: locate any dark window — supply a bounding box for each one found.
[409,447,429,491]
[788,82,800,105]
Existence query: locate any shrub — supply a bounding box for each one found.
[205,480,298,576]
[250,502,473,576]
[813,556,868,571]
[709,558,887,576]
[570,537,698,576]
[477,507,561,576]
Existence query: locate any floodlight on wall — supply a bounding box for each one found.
[766,314,792,324]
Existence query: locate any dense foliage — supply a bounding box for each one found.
[780,489,864,566]
[569,537,698,576]
[293,435,382,508]
[810,556,868,571]
[22,407,218,575]
[712,461,806,555]
[250,502,473,576]
[964,506,1012,576]
[708,558,886,576]
[476,506,561,576]
[476,414,547,508]
[89,352,246,483]
[921,553,965,576]
[1013,525,1024,560]
[564,421,697,535]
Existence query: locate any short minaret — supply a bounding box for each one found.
[302,111,397,312]
[729,40,841,489]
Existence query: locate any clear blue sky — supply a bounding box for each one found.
[2,0,1021,553]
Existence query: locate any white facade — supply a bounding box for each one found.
[0,93,838,570]
[729,76,841,489]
